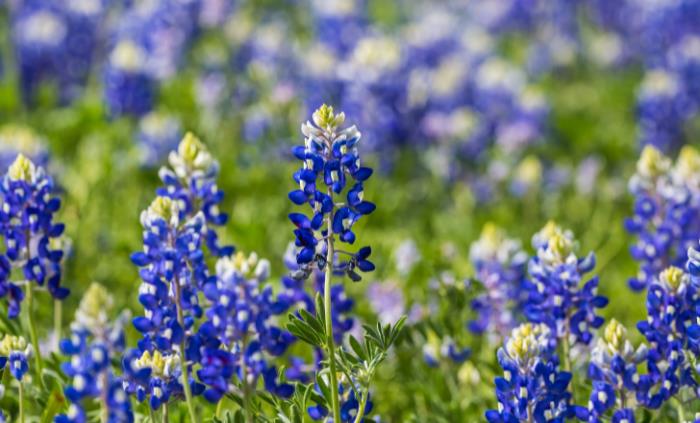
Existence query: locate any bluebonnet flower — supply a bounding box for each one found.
[468,223,528,342]
[485,323,574,422]
[195,252,295,402]
[0,125,49,171]
[156,132,234,257]
[55,283,133,423]
[136,112,182,167]
[103,38,155,117]
[367,280,406,325]
[288,104,376,280]
[0,154,69,319]
[525,222,607,348]
[636,266,699,409]
[624,145,700,291]
[579,319,647,423]
[0,334,31,381]
[309,0,368,55]
[125,196,208,410]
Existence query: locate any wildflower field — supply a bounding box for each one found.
[1,0,700,422]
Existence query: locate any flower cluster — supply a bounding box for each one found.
[122,348,189,410]
[288,104,376,280]
[308,380,374,422]
[0,334,31,381]
[195,252,295,402]
[468,223,529,341]
[625,145,700,291]
[524,222,607,346]
[125,195,208,409]
[636,266,700,409]
[156,132,234,257]
[0,154,69,318]
[486,323,573,422]
[580,319,646,422]
[56,283,133,423]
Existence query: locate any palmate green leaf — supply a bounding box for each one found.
[287,313,324,347]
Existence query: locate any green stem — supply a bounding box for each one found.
[352,391,368,423]
[673,396,686,423]
[25,283,44,387]
[161,403,168,423]
[174,280,197,423]
[54,299,62,352]
[215,399,224,418]
[241,336,253,423]
[18,380,25,423]
[324,214,342,423]
[148,406,156,423]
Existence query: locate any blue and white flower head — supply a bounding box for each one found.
[625,145,700,291]
[636,266,700,409]
[157,132,233,257]
[486,323,573,422]
[137,112,182,168]
[0,334,31,381]
[669,35,700,109]
[123,349,184,410]
[0,125,49,171]
[309,0,367,55]
[195,251,294,402]
[0,154,69,318]
[56,283,133,423]
[422,332,471,368]
[582,319,647,422]
[525,222,607,346]
[103,38,155,117]
[288,105,376,281]
[468,223,528,341]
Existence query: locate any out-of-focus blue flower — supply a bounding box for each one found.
[55,283,133,423]
[11,0,105,104]
[309,0,367,55]
[635,266,700,409]
[136,112,182,167]
[307,379,373,422]
[624,146,700,291]
[485,323,574,422]
[195,252,295,402]
[0,125,49,171]
[468,223,528,342]
[579,319,646,422]
[0,334,31,381]
[103,37,155,117]
[0,154,69,318]
[524,222,607,346]
[636,70,688,152]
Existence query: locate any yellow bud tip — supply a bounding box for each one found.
[148,196,177,221]
[8,153,36,182]
[178,132,206,164]
[660,266,685,291]
[637,145,670,178]
[603,319,626,351]
[312,104,345,129]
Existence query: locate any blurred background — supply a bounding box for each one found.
[0,0,698,420]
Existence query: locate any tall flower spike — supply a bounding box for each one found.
[525,222,608,347]
[468,223,528,341]
[625,145,700,291]
[157,132,234,257]
[56,283,133,423]
[195,252,295,403]
[289,105,376,422]
[636,266,700,409]
[126,196,208,419]
[288,104,375,279]
[0,154,69,317]
[485,323,574,422]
